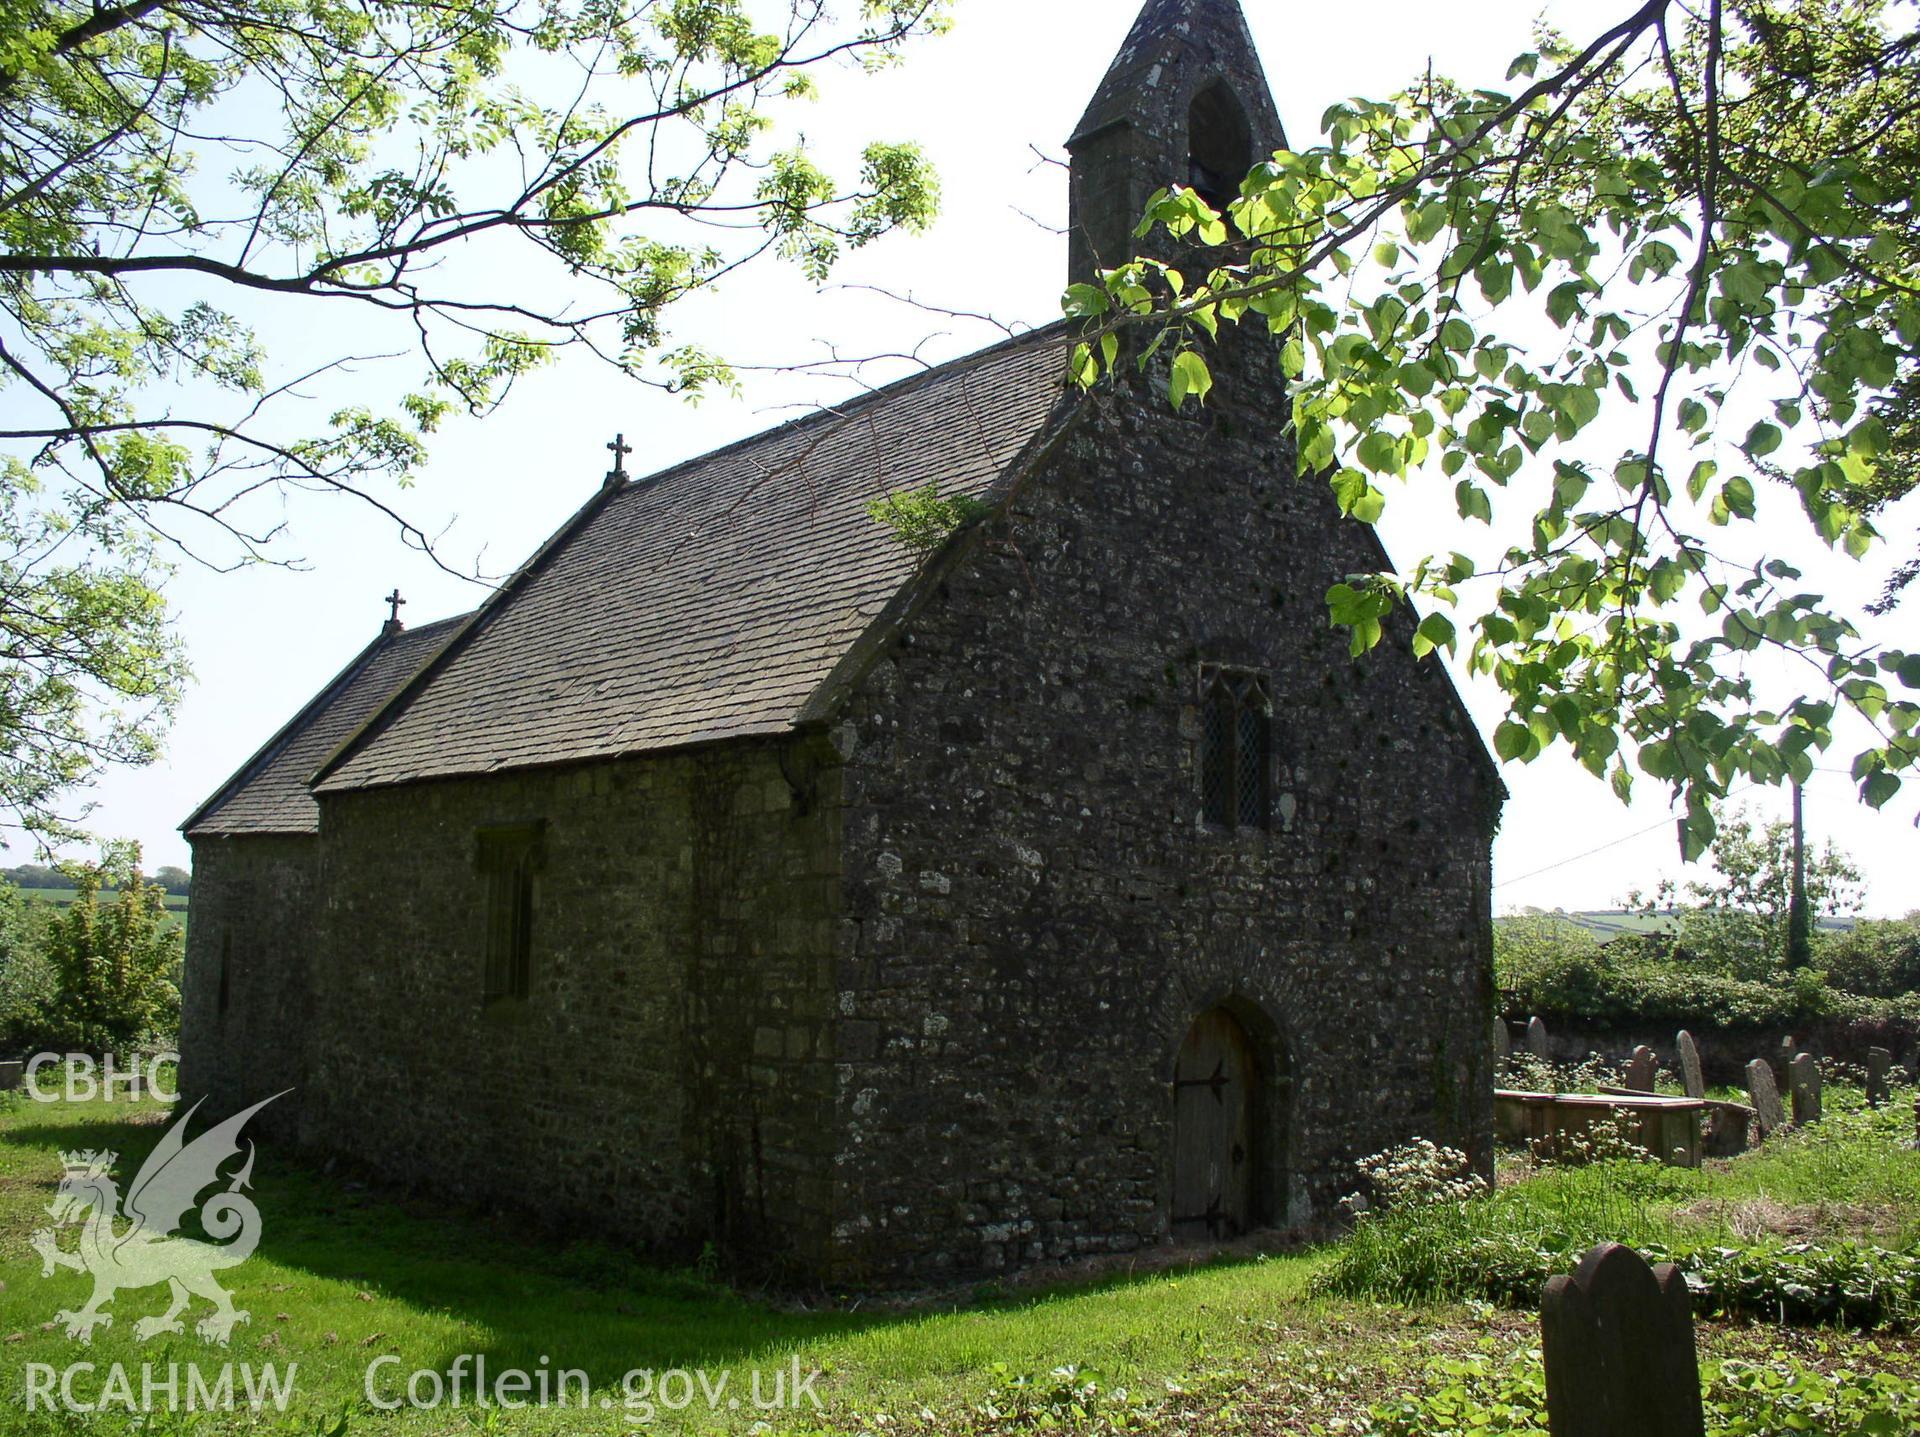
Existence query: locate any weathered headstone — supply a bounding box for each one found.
[1541,1242,1705,1437]
[1676,1030,1705,1100]
[1701,1099,1755,1158]
[1746,1058,1783,1138]
[1776,1036,1798,1081]
[1528,1015,1552,1060]
[1625,1045,1657,1093]
[1867,1047,1893,1108]
[0,1059,19,1092]
[1789,1051,1822,1125]
[1493,1014,1512,1067]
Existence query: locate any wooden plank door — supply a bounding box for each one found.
[1172,1008,1254,1241]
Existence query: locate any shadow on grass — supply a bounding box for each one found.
[0,1095,1300,1393]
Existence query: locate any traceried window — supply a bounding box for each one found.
[1200,668,1272,832]
[478,823,543,1003]
[1187,81,1253,212]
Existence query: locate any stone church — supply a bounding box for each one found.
[181,0,1502,1284]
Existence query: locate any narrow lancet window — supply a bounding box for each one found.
[1200,667,1273,832]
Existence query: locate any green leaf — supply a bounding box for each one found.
[1412,612,1455,658]
[1332,468,1386,523]
[1720,477,1757,519]
[1721,610,1763,652]
[1356,431,1398,475]
[1678,812,1713,863]
[1744,421,1783,458]
[1493,722,1537,763]
[1546,282,1585,328]
[1862,771,1901,809]
[1455,482,1492,524]
[1063,283,1110,319]
[1169,350,1212,408]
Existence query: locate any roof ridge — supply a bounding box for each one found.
[180,610,473,834]
[607,319,1074,500]
[304,482,619,793]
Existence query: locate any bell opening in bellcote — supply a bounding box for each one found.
[1064,1,1286,282]
[1187,81,1252,212]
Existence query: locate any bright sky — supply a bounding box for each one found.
[37,0,1920,914]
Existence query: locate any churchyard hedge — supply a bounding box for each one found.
[1496,912,1920,1033]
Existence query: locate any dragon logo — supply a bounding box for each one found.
[30,1092,285,1344]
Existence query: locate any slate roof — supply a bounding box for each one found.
[182,613,470,836]
[311,323,1079,794]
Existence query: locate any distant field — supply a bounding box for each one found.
[1543,909,1858,940]
[17,886,188,909]
[17,887,188,930]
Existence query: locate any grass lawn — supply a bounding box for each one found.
[0,1088,1912,1435]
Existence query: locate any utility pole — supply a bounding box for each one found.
[1788,779,1812,970]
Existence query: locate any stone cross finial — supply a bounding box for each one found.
[382,588,406,635]
[605,433,633,489]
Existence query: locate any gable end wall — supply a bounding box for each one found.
[827,340,1498,1281]
[180,834,322,1138]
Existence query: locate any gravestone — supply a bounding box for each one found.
[1541,1242,1705,1437]
[1625,1045,1657,1093]
[1776,1036,1798,1082]
[1867,1047,1893,1108]
[1676,1030,1705,1100]
[1746,1059,1783,1138]
[1493,1015,1511,1067]
[1528,1016,1552,1060]
[1789,1051,1822,1125]
[0,1059,19,1092]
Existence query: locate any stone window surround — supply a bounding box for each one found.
[1198,664,1273,833]
[475,820,544,1005]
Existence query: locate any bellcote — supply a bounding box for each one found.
[1066,0,1286,281]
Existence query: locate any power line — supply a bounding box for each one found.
[1498,765,1874,891]
[1500,778,1760,887]
[1501,814,1685,887]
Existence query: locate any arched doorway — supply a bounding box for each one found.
[1172,1006,1258,1241]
